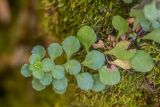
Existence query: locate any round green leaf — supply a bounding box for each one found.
[31,45,46,59]
[99,66,120,85]
[29,61,44,79]
[75,72,93,91]
[21,64,32,77]
[42,58,55,72]
[152,20,160,29]
[64,59,81,75]
[143,0,157,21]
[52,77,68,90]
[77,26,97,52]
[32,70,44,79]
[29,54,41,65]
[129,9,150,31]
[51,65,65,79]
[112,15,128,37]
[142,28,160,44]
[62,36,80,60]
[82,50,105,70]
[32,79,46,91]
[106,41,136,60]
[140,18,151,31]
[131,50,154,72]
[91,74,106,92]
[40,73,52,86]
[52,87,66,94]
[47,43,63,60]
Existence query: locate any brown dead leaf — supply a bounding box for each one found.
[92,40,105,49]
[109,59,132,70]
[135,26,141,33]
[127,18,135,24]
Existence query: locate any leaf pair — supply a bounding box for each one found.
[30,65,53,91]
[130,0,160,31]
[75,72,106,92]
[48,36,80,61]
[109,50,154,72]
[50,65,67,94]
[105,41,154,72]
[130,9,150,31]
[81,50,154,87]
[82,50,105,70]
[51,65,65,79]
[52,77,68,94]
[64,59,81,75]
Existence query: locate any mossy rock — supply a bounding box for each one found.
[39,0,160,106]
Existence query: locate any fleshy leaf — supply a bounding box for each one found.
[29,54,41,65]
[52,77,68,90]
[51,65,65,79]
[40,73,52,86]
[47,43,63,60]
[99,66,120,85]
[91,74,106,92]
[131,50,154,72]
[42,58,55,72]
[77,26,97,52]
[142,28,160,43]
[62,36,80,60]
[152,20,160,29]
[75,72,93,91]
[29,62,44,79]
[21,64,32,77]
[82,50,105,70]
[143,0,157,21]
[32,70,44,79]
[130,9,150,31]
[106,41,136,60]
[32,79,46,91]
[64,59,81,75]
[112,15,128,37]
[31,45,46,59]
[158,9,160,19]
[29,61,42,71]
[52,87,66,94]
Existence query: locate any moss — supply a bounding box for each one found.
[39,0,160,106]
[39,0,134,38]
